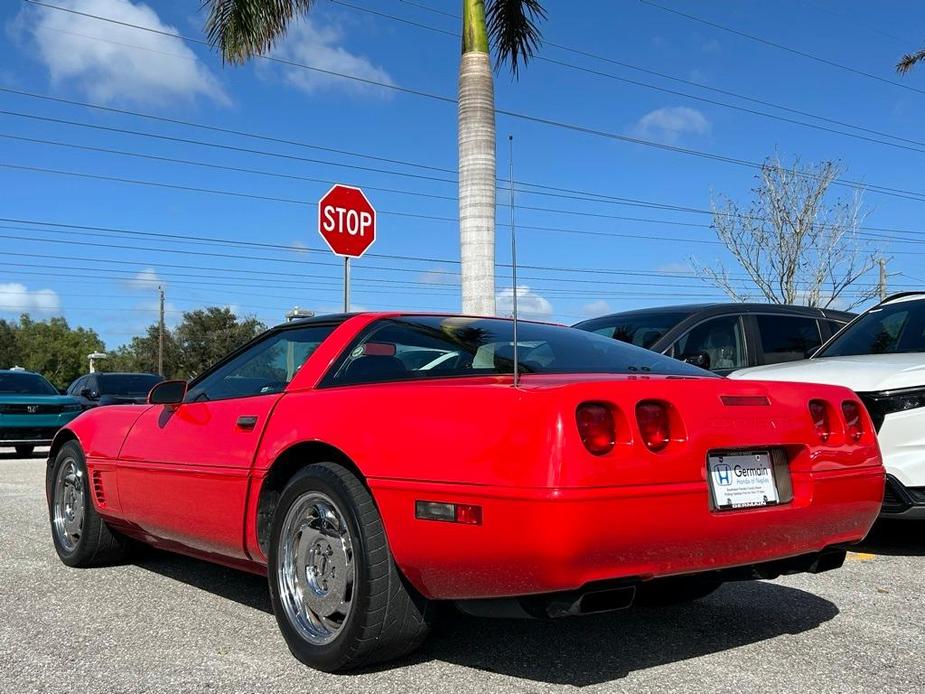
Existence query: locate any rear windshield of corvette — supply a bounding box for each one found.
[328,316,714,386]
[817,300,925,357]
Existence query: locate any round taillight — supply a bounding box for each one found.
[576,403,616,456]
[636,401,671,452]
[842,400,864,442]
[809,400,831,442]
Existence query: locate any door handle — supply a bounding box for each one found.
[236,415,258,430]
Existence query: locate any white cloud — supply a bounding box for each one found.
[20,0,227,106]
[267,17,393,96]
[123,267,164,290]
[702,38,722,54]
[496,286,553,321]
[580,300,611,318]
[656,261,694,275]
[630,106,711,144]
[0,283,60,314]
[418,268,457,286]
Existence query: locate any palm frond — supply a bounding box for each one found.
[203,0,315,63]
[897,46,925,74]
[485,0,547,78]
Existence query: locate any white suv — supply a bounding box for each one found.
[730,292,925,518]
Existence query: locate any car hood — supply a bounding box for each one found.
[0,394,79,406]
[729,353,925,392]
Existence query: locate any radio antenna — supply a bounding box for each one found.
[509,135,519,388]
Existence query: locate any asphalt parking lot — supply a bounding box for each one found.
[2,452,923,693]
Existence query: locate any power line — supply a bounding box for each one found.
[19,0,925,205]
[4,160,919,254]
[8,124,925,244]
[638,0,925,97]
[342,0,925,155]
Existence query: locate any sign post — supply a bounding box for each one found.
[317,184,377,312]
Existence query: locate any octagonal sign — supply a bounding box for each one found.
[317,184,377,258]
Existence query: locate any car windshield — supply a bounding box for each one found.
[329,316,714,386]
[98,374,164,397]
[816,299,925,357]
[573,311,692,349]
[0,372,58,395]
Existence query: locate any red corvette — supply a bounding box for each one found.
[47,313,883,671]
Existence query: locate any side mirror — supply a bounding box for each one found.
[80,388,98,400]
[681,351,711,370]
[148,380,188,406]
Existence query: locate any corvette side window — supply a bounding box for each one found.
[186,325,336,402]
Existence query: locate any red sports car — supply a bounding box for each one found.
[46,313,884,671]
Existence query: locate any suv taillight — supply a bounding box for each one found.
[576,403,616,456]
[636,401,671,452]
[809,400,831,442]
[842,400,864,442]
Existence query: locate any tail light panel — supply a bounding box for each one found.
[636,400,672,452]
[809,399,832,443]
[842,400,864,442]
[576,402,616,456]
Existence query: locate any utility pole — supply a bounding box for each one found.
[157,285,165,376]
[878,258,888,302]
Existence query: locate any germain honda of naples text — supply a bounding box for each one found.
[47,313,884,671]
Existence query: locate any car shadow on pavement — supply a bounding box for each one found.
[854,519,925,557]
[133,549,837,686]
[415,581,838,686]
[134,549,273,614]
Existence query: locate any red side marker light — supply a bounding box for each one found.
[842,400,864,442]
[576,402,616,456]
[636,401,671,452]
[415,501,482,525]
[809,400,832,442]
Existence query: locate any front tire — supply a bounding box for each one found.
[15,445,34,457]
[48,441,128,567]
[268,463,431,672]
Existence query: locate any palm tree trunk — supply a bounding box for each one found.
[458,0,496,316]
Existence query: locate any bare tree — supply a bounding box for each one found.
[692,156,883,310]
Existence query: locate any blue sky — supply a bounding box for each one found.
[2,0,925,349]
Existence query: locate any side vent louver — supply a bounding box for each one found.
[92,470,105,508]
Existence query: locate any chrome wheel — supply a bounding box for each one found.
[53,457,85,553]
[277,491,355,645]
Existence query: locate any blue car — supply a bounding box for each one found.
[0,369,82,456]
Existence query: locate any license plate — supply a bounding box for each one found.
[708,451,779,510]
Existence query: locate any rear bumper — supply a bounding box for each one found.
[371,466,884,600]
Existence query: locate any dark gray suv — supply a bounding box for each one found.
[573,303,854,375]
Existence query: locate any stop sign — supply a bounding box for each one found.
[317,184,376,258]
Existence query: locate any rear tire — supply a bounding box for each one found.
[268,463,432,672]
[636,575,722,607]
[15,445,34,457]
[48,441,129,567]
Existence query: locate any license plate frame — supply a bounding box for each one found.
[707,450,780,511]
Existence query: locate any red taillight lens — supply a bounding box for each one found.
[842,400,864,442]
[576,403,616,456]
[636,401,671,452]
[809,400,831,442]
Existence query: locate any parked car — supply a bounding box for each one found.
[66,372,164,408]
[573,303,854,375]
[47,313,883,671]
[0,369,82,456]
[730,292,925,518]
